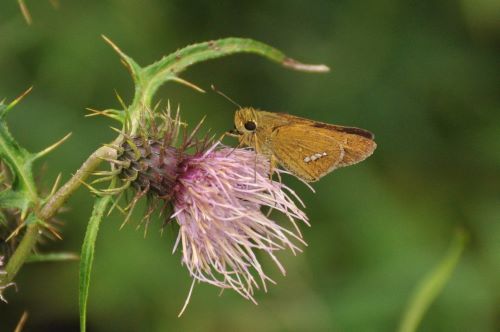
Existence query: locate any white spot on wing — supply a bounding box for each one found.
[303,152,327,163]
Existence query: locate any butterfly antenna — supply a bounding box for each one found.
[211,85,242,109]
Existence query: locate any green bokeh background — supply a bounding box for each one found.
[1,1,499,331]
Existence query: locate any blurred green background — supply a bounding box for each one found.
[1,0,499,331]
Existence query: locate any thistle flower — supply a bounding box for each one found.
[172,145,309,304]
[106,111,310,312]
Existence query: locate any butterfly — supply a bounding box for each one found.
[229,108,376,182]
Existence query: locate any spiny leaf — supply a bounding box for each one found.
[140,37,330,108]
[79,195,112,332]
[0,98,38,205]
[103,37,330,135]
[0,91,72,213]
[144,37,329,80]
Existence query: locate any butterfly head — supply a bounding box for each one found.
[227,107,259,148]
[234,107,258,133]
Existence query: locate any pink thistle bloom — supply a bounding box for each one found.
[171,144,310,304]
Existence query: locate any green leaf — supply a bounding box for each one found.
[0,100,38,207]
[79,196,112,332]
[398,229,467,332]
[0,189,30,211]
[103,37,330,135]
[140,37,329,108]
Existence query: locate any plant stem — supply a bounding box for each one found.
[39,145,116,220]
[2,224,38,283]
[1,145,116,286]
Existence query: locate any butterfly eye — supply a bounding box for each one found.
[244,121,257,131]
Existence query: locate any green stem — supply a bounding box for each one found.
[2,224,39,283]
[1,145,116,287]
[39,145,116,220]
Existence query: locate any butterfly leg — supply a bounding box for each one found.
[265,155,281,217]
[269,155,282,183]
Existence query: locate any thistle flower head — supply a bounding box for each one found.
[171,144,309,302]
[102,109,311,309]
